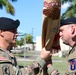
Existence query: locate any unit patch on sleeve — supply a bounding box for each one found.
[70,59,76,70]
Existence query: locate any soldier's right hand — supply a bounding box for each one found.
[40,47,51,61]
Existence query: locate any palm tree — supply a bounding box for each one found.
[62,0,72,4]
[61,0,76,19]
[0,0,17,15]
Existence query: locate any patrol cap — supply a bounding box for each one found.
[0,17,20,30]
[60,17,76,27]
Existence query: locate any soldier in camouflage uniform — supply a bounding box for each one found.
[42,17,76,75]
[2,17,76,75]
[0,17,51,75]
[24,15,76,75]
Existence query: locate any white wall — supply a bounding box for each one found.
[36,36,42,51]
[36,36,71,51]
[60,38,71,51]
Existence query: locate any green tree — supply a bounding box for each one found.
[0,0,17,15]
[16,38,24,46]
[61,0,76,19]
[16,34,34,46]
[25,34,33,44]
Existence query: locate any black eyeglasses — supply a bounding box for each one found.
[3,29,18,34]
[9,29,18,33]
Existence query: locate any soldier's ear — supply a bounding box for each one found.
[0,30,2,34]
[71,25,75,34]
[0,30,4,37]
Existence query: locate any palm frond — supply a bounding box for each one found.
[61,5,76,18]
[0,4,3,9]
[62,0,72,4]
[2,0,15,15]
[0,0,3,9]
[10,0,17,2]
[6,2,15,15]
[61,0,76,19]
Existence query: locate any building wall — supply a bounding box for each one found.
[35,36,42,51]
[60,38,71,51]
[36,36,71,51]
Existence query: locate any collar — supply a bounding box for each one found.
[69,43,76,54]
[0,47,14,58]
[0,47,6,52]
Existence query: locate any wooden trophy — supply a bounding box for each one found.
[42,0,61,75]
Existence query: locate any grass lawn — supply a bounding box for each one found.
[14,51,35,57]
[17,61,33,68]
[53,61,68,74]
[17,55,68,74]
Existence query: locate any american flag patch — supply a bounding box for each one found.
[0,56,9,61]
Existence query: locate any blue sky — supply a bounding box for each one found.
[0,0,69,41]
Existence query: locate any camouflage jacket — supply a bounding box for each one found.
[3,46,76,75]
[0,47,46,75]
[47,45,76,75]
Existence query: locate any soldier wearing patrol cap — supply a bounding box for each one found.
[21,17,76,75]
[3,16,76,75]
[0,17,51,75]
[41,17,76,75]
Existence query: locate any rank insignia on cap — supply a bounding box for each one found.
[70,59,76,70]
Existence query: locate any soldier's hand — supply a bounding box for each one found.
[46,55,52,68]
[40,48,51,61]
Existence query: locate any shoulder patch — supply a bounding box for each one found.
[70,59,76,70]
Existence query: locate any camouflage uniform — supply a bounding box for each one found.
[1,45,76,75]
[0,47,46,75]
[0,17,46,75]
[47,45,76,75]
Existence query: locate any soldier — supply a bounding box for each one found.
[23,17,76,75]
[0,17,51,75]
[42,17,76,75]
[3,17,76,75]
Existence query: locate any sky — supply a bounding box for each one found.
[0,0,69,41]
